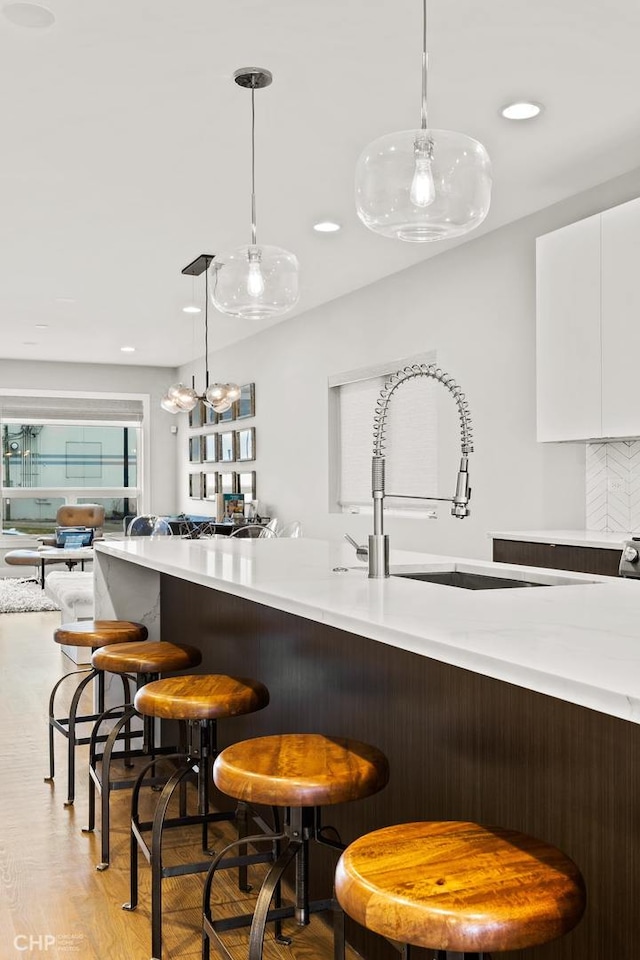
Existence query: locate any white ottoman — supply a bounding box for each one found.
[45,571,95,663]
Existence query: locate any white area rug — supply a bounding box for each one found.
[0,578,60,614]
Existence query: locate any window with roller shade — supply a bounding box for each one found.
[329,352,439,514]
[0,390,147,535]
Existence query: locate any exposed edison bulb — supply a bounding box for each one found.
[247,247,265,299]
[410,137,435,208]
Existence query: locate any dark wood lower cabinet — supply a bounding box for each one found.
[492,538,622,577]
[162,574,640,960]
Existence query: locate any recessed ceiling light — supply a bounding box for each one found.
[500,101,543,121]
[182,305,201,314]
[22,341,36,345]
[2,2,55,28]
[55,296,75,303]
[313,220,342,233]
[120,346,136,353]
[35,323,48,329]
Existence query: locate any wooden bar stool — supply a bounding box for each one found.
[203,733,390,960]
[44,619,147,807]
[84,640,202,871]
[334,821,587,959]
[123,674,270,960]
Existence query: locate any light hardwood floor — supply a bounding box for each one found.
[0,611,353,960]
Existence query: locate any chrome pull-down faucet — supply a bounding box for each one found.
[367,364,474,579]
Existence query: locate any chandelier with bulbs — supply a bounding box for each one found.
[160,254,241,415]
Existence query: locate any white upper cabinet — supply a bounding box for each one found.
[536,196,640,442]
[601,198,640,438]
[536,213,601,441]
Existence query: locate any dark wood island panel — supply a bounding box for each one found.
[492,538,622,577]
[161,573,640,960]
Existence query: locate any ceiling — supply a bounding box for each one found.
[1,0,640,369]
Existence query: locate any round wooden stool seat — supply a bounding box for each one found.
[213,734,390,808]
[91,640,202,675]
[335,821,586,954]
[134,674,270,721]
[54,619,148,648]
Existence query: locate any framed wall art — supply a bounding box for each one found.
[219,431,236,463]
[217,403,235,425]
[204,434,218,463]
[204,403,217,426]
[238,470,256,500]
[188,472,204,499]
[235,383,255,420]
[204,472,218,499]
[236,427,255,462]
[189,435,203,463]
[189,400,205,429]
[218,471,237,495]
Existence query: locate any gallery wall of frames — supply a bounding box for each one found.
[187,383,256,504]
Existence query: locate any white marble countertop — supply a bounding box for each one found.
[489,529,634,549]
[95,537,640,725]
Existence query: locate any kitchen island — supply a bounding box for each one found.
[95,536,640,960]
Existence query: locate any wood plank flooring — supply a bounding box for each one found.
[0,611,356,960]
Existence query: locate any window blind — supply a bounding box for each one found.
[337,374,439,508]
[0,394,144,423]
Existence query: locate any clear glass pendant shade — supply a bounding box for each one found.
[204,382,241,414]
[225,383,242,403]
[355,128,492,242]
[166,383,199,412]
[210,245,299,320]
[160,394,182,414]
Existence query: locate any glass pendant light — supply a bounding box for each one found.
[163,382,199,413]
[211,68,299,320]
[160,254,240,415]
[355,0,492,242]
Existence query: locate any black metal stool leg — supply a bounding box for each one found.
[295,832,310,924]
[199,720,214,853]
[333,901,345,960]
[248,841,301,960]
[64,667,99,805]
[96,666,105,714]
[96,705,137,869]
[85,702,116,834]
[44,666,92,784]
[150,761,201,960]
[123,752,158,915]
[124,749,204,919]
[236,800,252,894]
[83,694,137,836]
[202,829,287,958]
[45,677,62,782]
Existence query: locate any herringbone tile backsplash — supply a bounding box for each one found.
[586,441,640,532]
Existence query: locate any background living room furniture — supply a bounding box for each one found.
[38,503,105,546]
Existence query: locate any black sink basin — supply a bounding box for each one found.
[392,571,545,590]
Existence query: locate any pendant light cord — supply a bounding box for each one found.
[421,0,428,130]
[250,83,257,246]
[204,266,210,388]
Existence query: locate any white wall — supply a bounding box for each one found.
[176,167,640,562]
[0,359,178,518]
